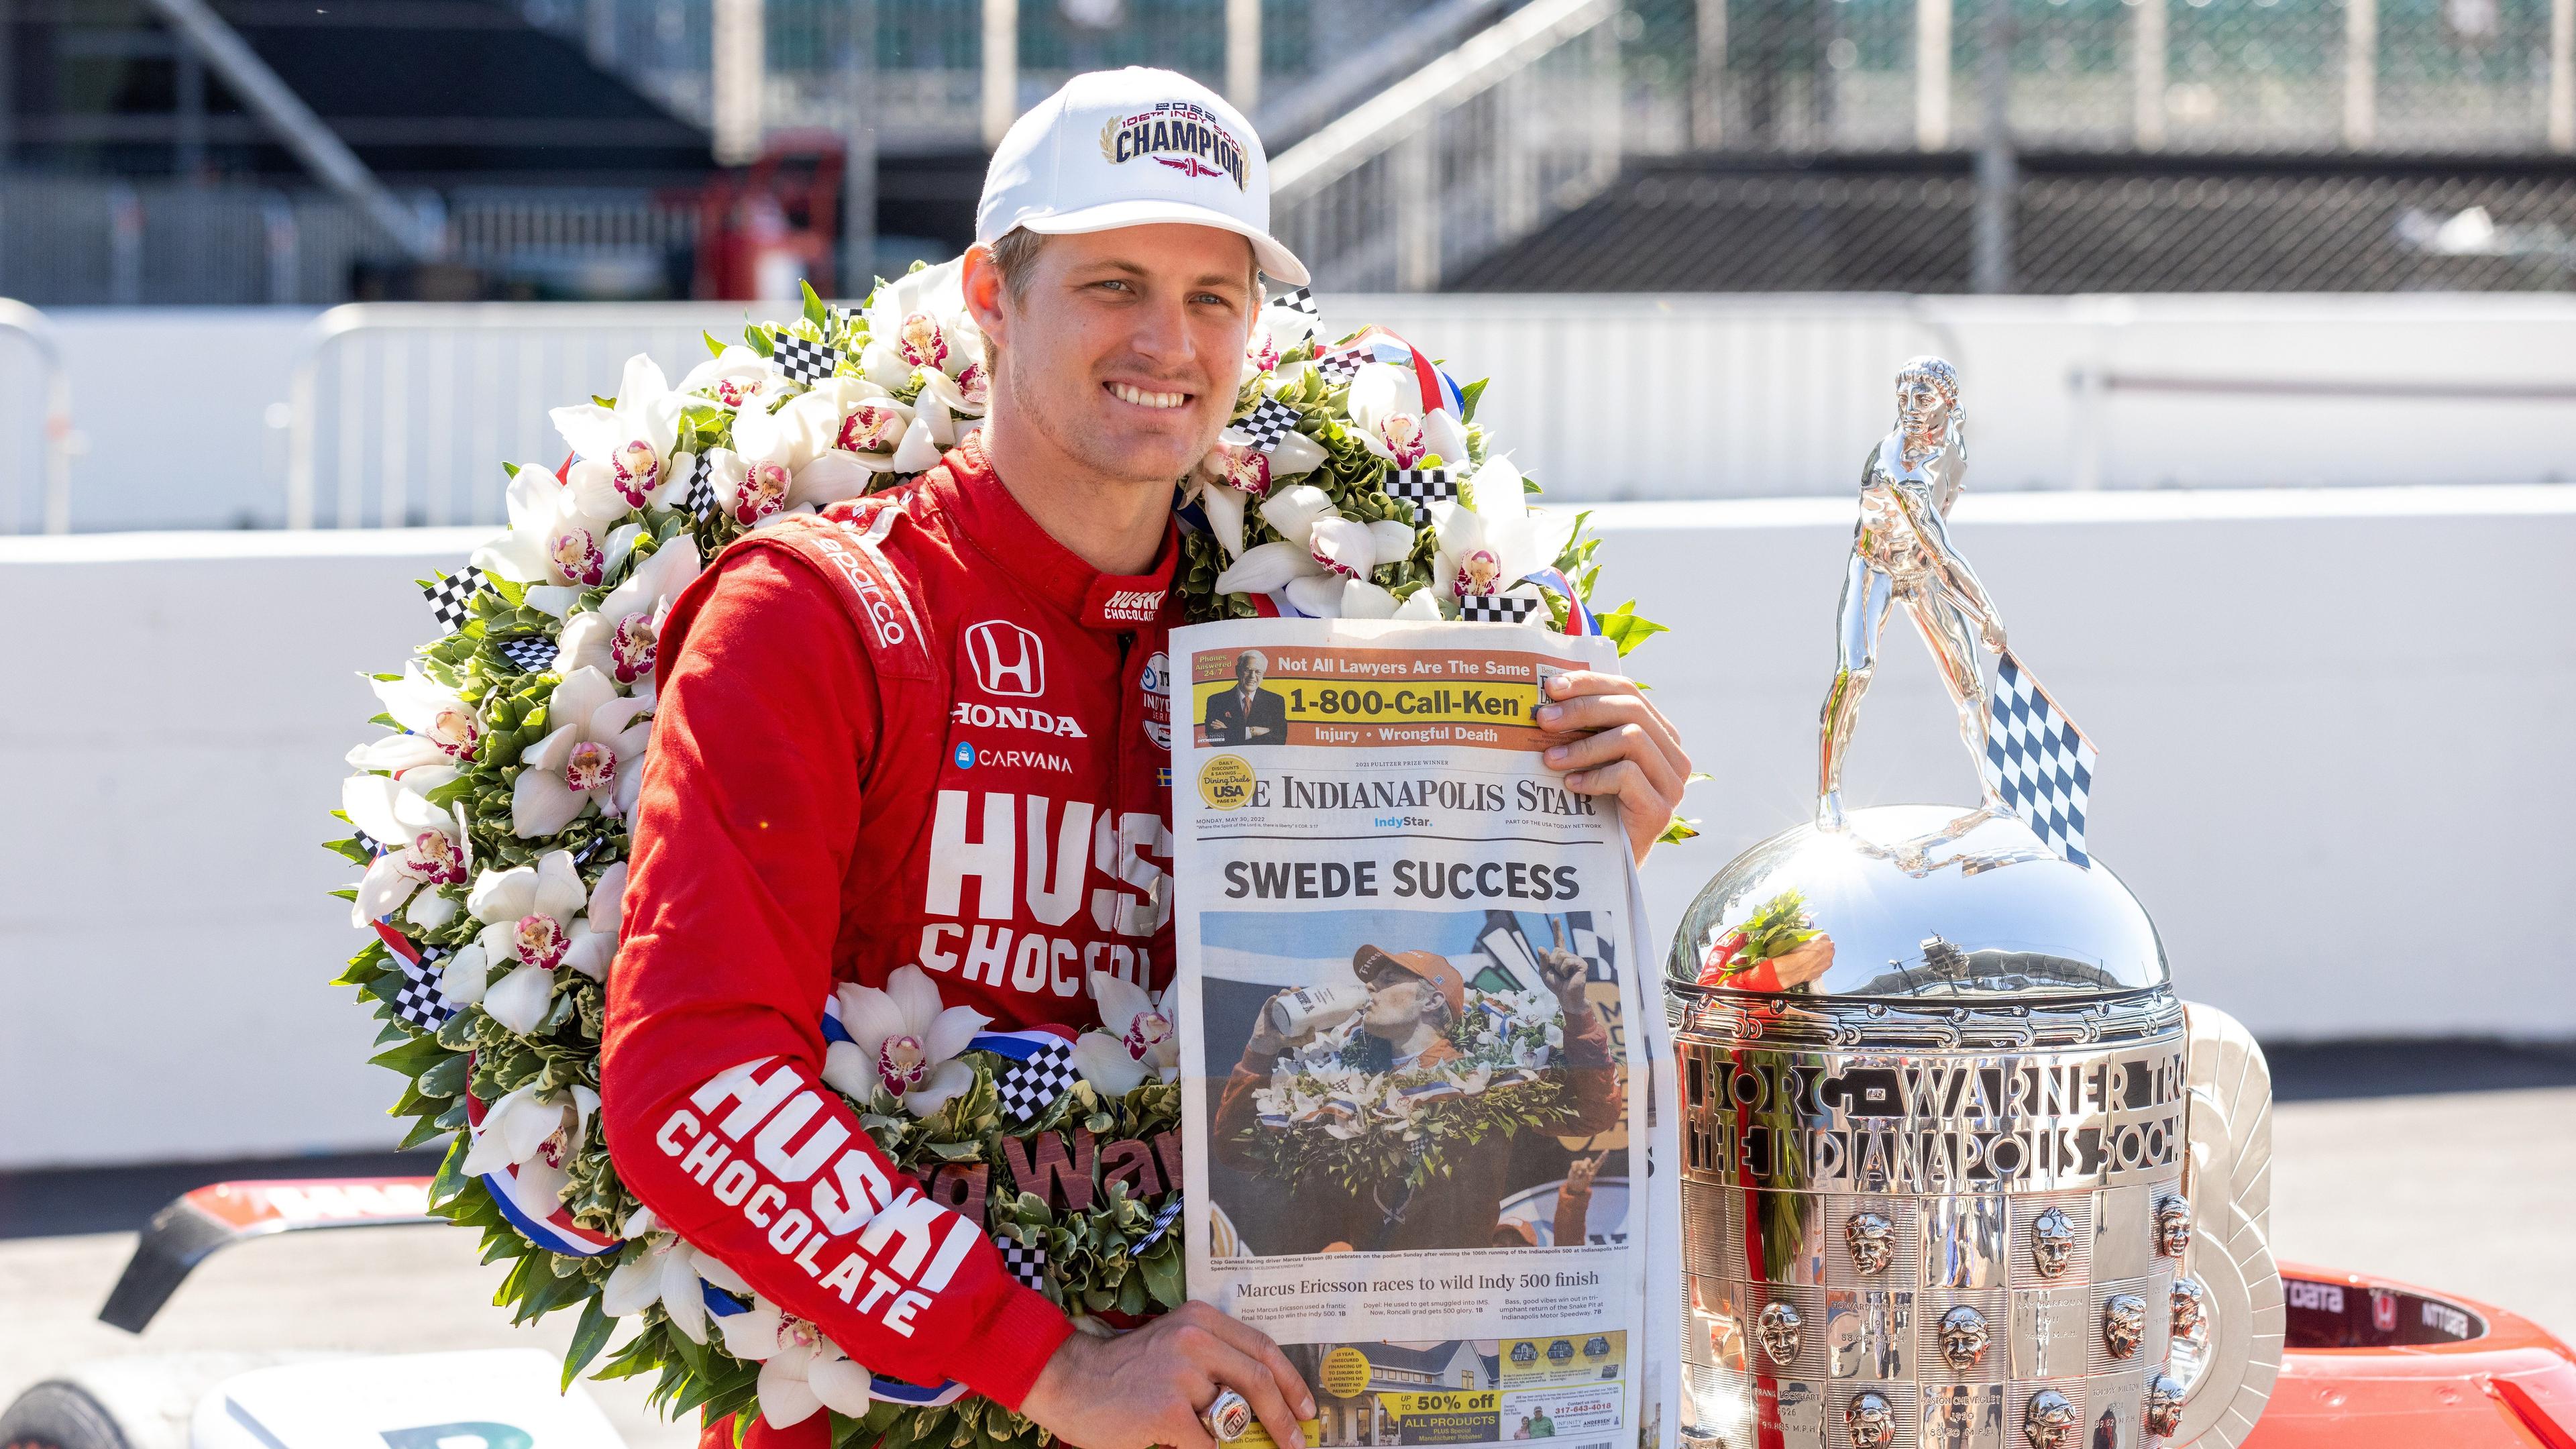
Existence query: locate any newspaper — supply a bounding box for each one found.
[1173,617,1676,1449]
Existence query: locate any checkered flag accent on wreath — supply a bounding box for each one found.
[391,943,457,1030]
[1385,468,1455,518]
[994,1234,1047,1290]
[496,635,559,674]
[681,451,717,522]
[1269,286,1320,320]
[1458,592,1542,623]
[1316,350,1364,384]
[996,1042,1079,1124]
[1234,396,1301,453]
[771,335,842,386]
[1981,651,2099,869]
[1132,1195,1184,1252]
[421,568,487,633]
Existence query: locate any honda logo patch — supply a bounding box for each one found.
[964,621,1046,698]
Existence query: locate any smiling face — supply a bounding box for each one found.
[968,223,1258,493]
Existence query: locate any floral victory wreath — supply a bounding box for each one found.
[329,261,1670,1446]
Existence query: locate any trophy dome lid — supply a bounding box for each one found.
[1666,805,2168,1002]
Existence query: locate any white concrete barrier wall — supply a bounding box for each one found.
[3,486,2569,1170]
[20,294,2576,533]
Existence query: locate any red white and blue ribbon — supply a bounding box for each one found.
[697,1287,971,1407]
[1517,567,1600,637]
[1318,327,1465,416]
[818,993,1081,1061]
[462,1089,621,1258]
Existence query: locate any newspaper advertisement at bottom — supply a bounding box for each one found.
[1174,618,1672,1449]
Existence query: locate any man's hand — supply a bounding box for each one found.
[1022,1301,1316,1449]
[1562,1155,1600,1199]
[1533,672,1691,865]
[1244,992,1292,1059]
[1536,919,1594,1021]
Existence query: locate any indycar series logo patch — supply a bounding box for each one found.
[1097,102,1248,191]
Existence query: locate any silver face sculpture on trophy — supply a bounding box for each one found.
[1665,360,2284,1449]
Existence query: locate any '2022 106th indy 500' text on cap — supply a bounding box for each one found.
[975,66,1311,286]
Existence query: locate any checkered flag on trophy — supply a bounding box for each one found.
[771,335,841,386]
[1234,397,1301,453]
[995,1041,1079,1123]
[994,1233,1047,1290]
[390,943,457,1030]
[1981,652,2099,869]
[421,567,487,633]
[1458,592,1542,624]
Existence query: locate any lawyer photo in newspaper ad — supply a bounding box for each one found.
[1197,906,1632,1258]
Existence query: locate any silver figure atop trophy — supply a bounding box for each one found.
[1667,361,2284,1449]
[1818,357,2009,831]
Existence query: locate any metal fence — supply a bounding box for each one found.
[519,0,1452,150]
[0,179,702,307]
[1618,0,2576,157]
[286,302,798,529]
[284,295,1955,525]
[1450,160,2576,292]
[1273,0,1625,291]
[0,299,72,534]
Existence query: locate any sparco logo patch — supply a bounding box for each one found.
[963,620,1045,697]
[1097,103,1247,191]
[812,534,907,649]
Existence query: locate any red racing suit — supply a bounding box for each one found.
[600,431,1179,1448]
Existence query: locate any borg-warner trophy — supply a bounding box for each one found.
[1664,360,2284,1448]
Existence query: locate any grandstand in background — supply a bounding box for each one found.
[0,0,2568,302]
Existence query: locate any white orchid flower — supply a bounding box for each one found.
[557,535,702,687]
[347,663,484,771]
[342,766,470,930]
[444,849,606,1034]
[678,345,772,411]
[551,354,689,516]
[1070,972,1179,1095]
[460,1081,597,1207]
[1432,455,1572,606]
[706,380,891,529]
[511,667,654,838]
[1346,362,1468,470]
[471,464,643,617]
[1208,486,1419,619]
[860,260,975,386]
[1188,426,1329,559]
[716,1298,875,1427]
[818,964,990,1117]
[601,1230,753,1344]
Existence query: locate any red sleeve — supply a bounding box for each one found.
[600,547,1073,1408]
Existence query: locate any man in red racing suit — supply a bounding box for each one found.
[600,66,1693,1449]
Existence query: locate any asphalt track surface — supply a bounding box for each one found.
[4,1080,2572,1446]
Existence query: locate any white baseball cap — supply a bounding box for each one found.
[976,66,1310,286]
